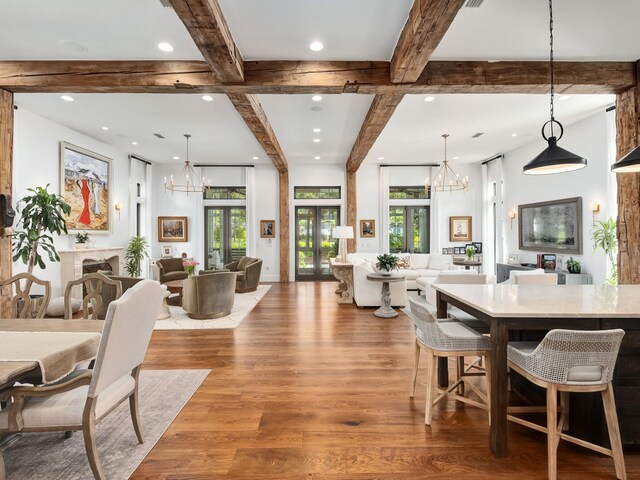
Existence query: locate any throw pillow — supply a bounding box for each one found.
[45,296,82,318]
[429,254,451,271]
[395,253,412,270]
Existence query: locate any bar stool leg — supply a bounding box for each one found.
[547,384,559,480]
[559,392,570,431]
[602,384,627,480]
[484,353,492,426]
[424,351,437,425]
[410,341,420,398]
[456,356,465,395]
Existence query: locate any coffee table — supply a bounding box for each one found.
[164,279,185,306]
[366,273,404,318]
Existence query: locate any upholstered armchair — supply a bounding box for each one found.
[156,258,188,284]
[182,271,237,319]
[224,256,262,293]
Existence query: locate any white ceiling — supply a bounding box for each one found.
[14,93,268,165]
[368,93,615,165]
[259,94,374,164]
[0,0,203,60]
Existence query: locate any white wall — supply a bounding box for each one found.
[12,108,132,296]
[502,110,614,284]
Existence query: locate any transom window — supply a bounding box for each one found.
[203,186,247,200]
[294,186,341,200]
[389,186,430,200]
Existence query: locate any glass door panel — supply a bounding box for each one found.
[409,206,429,253]
[204,206,246,269]
[230,208,247,262]
[389,207,405,253]
[319,207,339,278]
[389,206,430,253]
[205,207,224,270]
[296,208,315,279]
[295,206,339,280]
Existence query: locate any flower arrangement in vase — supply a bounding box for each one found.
[183,260,199,276]
[465,246,476,261]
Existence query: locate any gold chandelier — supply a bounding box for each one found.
[164,134,210,194]
[425,134,468,193]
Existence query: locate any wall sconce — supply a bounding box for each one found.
[114,201,122,220]
[591,201,600,225]
[510,210,517,230]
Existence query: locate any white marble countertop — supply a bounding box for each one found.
[433,284,640,318]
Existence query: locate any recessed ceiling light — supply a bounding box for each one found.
[311,95,323,102]
[252,156,259,160]
[559,95,571,101]
[313,128,321,133]
[314,156,321,160]
[157,42,174,52]
[202,95,213,102]
[313,138,321,143]
[172,156,180,160]
[453,156,459,160]
[60,95,74,102]
[512,133,518,137]
[424,96,435,102]
[131,141,138,145]
[309,41,324,52]
[101,126,109,131]
[377,156,384,160]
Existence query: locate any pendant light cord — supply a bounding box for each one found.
[549,0,555,137]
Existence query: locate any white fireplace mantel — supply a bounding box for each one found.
[59,247,125,299]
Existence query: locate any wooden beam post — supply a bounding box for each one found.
[615,61,640,285]
[0,89,13,317]
[279,171,289,283]
[346,171,357,253]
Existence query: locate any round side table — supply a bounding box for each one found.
[366,273,404,318]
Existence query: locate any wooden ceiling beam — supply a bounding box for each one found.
[0,60,635,94]
[227,93,288,174]
[345,93,405,173]
[391,0,465,83]
[169,0,243,82]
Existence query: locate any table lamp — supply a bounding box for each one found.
[333,225,354,263]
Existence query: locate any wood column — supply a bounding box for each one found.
[346,171,357,253]
[615,64,640,285]
[279,171,289,283]
[0,89,13,317]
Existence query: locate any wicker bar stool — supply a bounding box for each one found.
[407,297,491,425]
[507,329,626,480]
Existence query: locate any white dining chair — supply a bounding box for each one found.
[407,297,491,425]
[507,329,626,480]
[0,279,165,480]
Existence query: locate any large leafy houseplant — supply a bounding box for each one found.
[376,254,399,274]
[591,217,618,284]
[124,235,149,277]
[12,184,71,274]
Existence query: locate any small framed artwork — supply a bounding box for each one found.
[442,248,447,255]
[447,247,454,255]
[472,242,483,254]
[161,246,172,258]
[158,216,188,242]
[508,253,519,264]
[360,219,375,238]
[449,216,472,242]
[454,247,461,255]
[60,142,112,233]
[261,219,275,238]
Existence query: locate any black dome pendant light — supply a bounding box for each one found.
[523,0,587,175]
[611,145,640,173]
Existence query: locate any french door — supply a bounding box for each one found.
[295,206,340,280]
[204,207,246,270]
[389,206,430,253]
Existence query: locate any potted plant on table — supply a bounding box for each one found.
[12,184,71,274]
[566,257,581,274]
[465,246,476,262]
[75,231,90,249]
[376,254,399,276]
[124,235,149,277]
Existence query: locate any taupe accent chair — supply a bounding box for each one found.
[64,273,122,320]
[156,258,188,284]
[0,273,51,319]
[224,256,262,293]
[407,297,491,425]
[0,280,166,480]
[508,329,626,480]
[182,271,237,319]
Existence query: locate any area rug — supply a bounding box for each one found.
[154,284,271,330]
[3,369,209,480]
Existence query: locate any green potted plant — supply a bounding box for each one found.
[124,235,149,277]
[75,231,90,249]
[566,257,581,274]
[465,246,476,261]
[376,253,399,275]
[12,184,71,274]
[591,217,618,284]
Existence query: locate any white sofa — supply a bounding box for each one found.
[347,252,459,308]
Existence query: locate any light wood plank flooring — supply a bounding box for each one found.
[132,282,639,479]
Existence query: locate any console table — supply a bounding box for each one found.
[496,262,592,284]
[329,258,353,304]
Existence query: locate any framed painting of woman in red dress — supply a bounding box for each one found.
[60,142,112,233]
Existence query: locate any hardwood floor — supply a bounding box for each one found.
[132,282,639,479]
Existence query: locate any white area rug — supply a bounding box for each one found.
[154,284,271,330]
[3,369,209,480]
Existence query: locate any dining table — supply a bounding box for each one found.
[433,283,640,458]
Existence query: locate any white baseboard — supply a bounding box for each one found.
[260,275,280,282]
